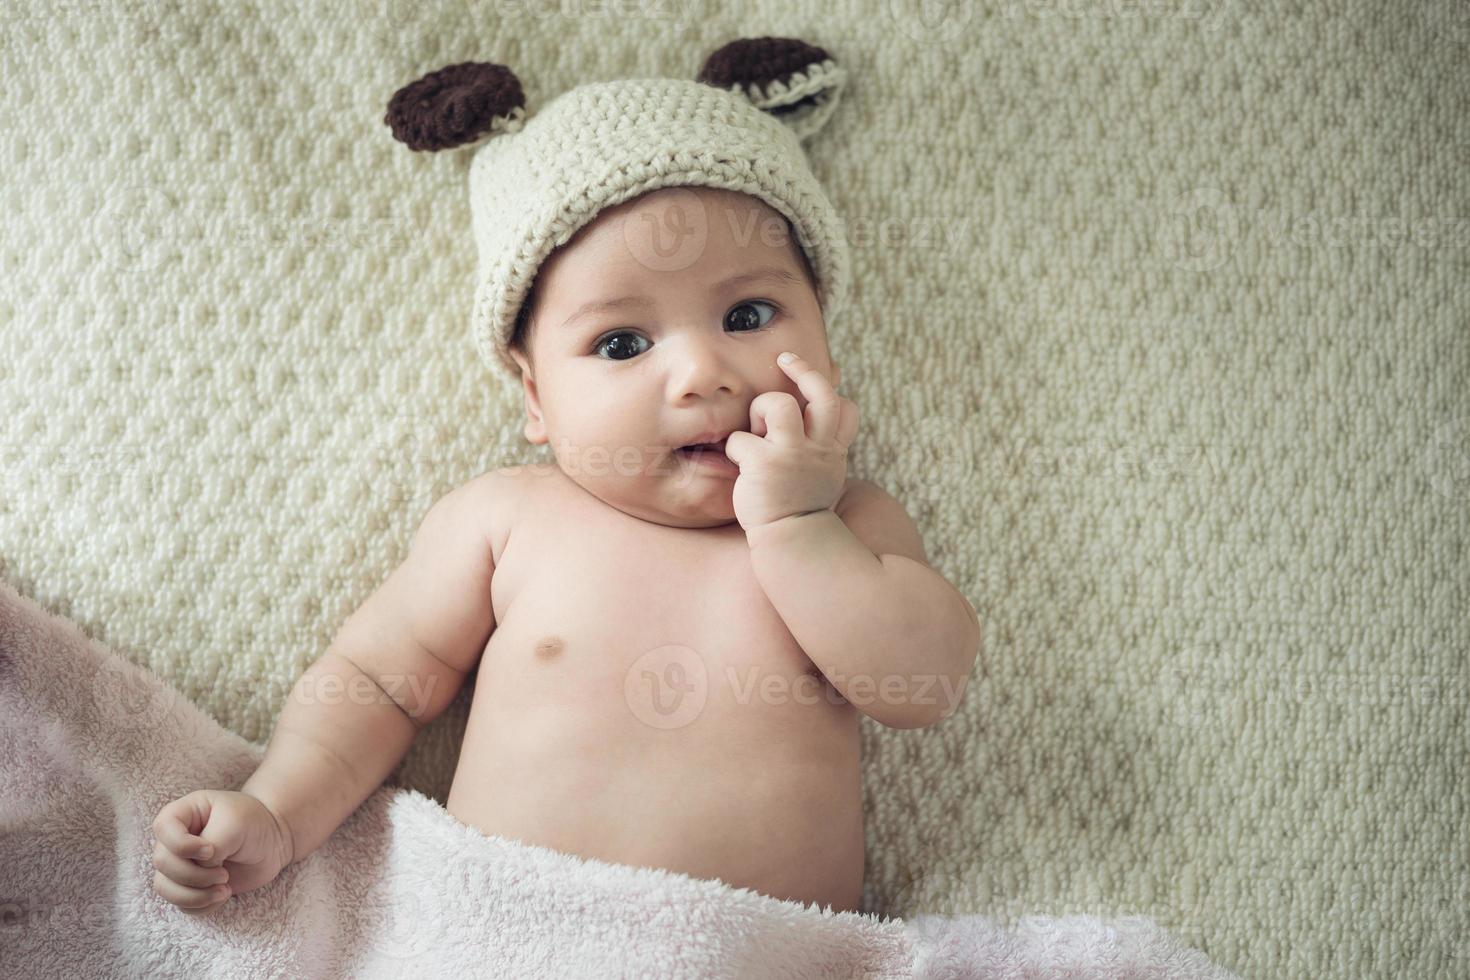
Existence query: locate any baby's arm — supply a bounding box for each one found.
[239,473,500,867]
[746,478,980,730]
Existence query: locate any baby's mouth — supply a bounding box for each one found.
[673,437,740,475]
[676,436,729,456]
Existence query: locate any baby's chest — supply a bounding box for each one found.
[486,528,822,703]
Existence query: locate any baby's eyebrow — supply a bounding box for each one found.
[560,266,802,331]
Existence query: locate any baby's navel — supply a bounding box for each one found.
[534,635,565,659]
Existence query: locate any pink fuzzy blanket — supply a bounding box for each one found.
[0,579,1239,979]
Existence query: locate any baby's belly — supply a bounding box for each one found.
[443,628,866,912]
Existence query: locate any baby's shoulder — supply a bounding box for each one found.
[482,462,560,502]
[437,465,532,558]
[492,462,555,482]
[456,462,543,496]
[456,462,563,539]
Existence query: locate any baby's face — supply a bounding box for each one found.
[510,186,841,530]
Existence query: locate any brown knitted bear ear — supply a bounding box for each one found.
[385,61,527,152]
[696,37,846,141]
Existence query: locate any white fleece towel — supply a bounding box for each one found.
[0,579,1239,979]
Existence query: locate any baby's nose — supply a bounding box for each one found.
[670,339,744,396]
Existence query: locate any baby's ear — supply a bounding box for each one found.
[696,36,847,142]
[385,61,527,152]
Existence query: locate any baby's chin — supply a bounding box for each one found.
[538,445,743,528]
[582,469,742,530]
[609,493,741,530]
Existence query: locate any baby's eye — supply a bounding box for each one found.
[593,332,650,361]
[591,300,781,361]
[724,299,779,333]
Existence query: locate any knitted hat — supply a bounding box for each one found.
[384,36,851,382]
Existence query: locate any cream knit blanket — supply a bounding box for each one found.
[1,2,1465,977]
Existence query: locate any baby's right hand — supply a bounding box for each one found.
[150,789,294,914]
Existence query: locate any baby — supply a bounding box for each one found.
[151,41,980,917]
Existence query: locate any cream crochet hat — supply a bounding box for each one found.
[384,36,851,381]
